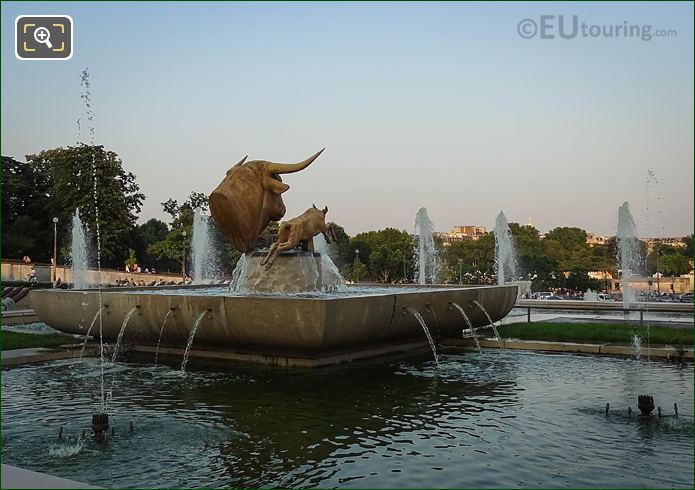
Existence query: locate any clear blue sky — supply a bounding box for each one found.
[2,1,693,237]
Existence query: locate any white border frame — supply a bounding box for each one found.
[15,15,74,61]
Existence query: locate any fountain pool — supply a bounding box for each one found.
[2,350,692,488]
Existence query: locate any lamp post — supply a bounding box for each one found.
[354,249,359,282]
[52,217,59,282]
[182,230,188,282]
[458,259,463,284]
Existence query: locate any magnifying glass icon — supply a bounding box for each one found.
[33,27,53,49]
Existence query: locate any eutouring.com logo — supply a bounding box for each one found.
[517,15,677,41]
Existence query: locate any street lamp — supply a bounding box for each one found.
[354,249,360,282]
[458,258,463,284]
[52,217,59,282]
[182,230,188,282]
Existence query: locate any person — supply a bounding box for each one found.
[144,268,149,274]
[151,267,156,274]
[28,268,38,286]
[54,277,62,288]
[136,265,142,273]
[22,255,31,263]
[125,264,131,273]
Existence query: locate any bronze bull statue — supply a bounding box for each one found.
[209,149,324,252]
[261,205,334,270]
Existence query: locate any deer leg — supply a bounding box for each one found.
[261,241,279,265]
[265,240,297,270]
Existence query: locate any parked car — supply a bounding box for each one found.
[678,292,693,303]
[597,293,614,301]
[531,292,563,300]
[531,292,553,300]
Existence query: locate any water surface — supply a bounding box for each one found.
[2,351,692,488]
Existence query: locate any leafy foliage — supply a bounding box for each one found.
[349,228,415,283]
[17,146,145,266]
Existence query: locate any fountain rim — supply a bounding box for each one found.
[44,283,518,301]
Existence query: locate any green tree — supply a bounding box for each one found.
[124,249,138,269]
[24,145,145,266]
[149,192,203,272]
[149,228,189,272]
[130,218,175,271]
[682,234,693,258]
[350,229,415,282]
[150,191,244,276]
[2,155,53,260]
[341,259,367,282]
[326,222,352,268]
[545,227,588,251]
[660,254,691,276]
[441,234,495,284]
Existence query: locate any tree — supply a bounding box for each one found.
[149,228,188,271]
[350,229,415,282]
[326,222,352,268]
[150,191,244,276]
[682,234,693,258]
[441,234,495,284]
[130,218,174,271]
[2,156,53,260]
[545,227,588,251]
[24,145,145,266]
[149,192,203,272]
[660,254,691,276]
[341,259,367,282]
[124,249,138,269]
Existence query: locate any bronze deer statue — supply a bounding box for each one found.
[261,205,335,270]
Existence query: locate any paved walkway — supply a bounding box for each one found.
[1,464,99,488]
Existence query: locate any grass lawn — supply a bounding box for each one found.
[1,331,74,351]
[490,322,693,346]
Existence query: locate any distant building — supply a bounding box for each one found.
[435,226,488,246]
[641,236,688,252]
[586,233,609,246]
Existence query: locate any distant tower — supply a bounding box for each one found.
[527,217,533,228]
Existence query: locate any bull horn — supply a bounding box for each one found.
[265,148,324,175]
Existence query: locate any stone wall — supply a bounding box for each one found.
[1,261,184,286]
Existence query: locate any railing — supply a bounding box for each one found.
[513,299,693,325]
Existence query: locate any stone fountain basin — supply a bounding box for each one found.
[32,285,517,357]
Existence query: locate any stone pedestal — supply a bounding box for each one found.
[234,251,324,293]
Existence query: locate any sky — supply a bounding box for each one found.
[2,1,693,237]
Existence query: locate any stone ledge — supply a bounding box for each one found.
[442,337,693,360]
[1,464,100,488]
[1,347,97,367]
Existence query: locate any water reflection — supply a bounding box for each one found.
[2,350,692,488]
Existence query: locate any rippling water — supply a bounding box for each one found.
[2,351,692,488]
